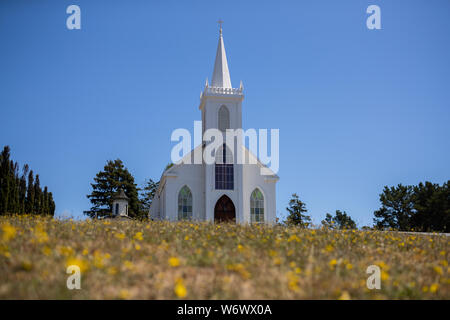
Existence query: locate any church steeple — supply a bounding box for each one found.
[211,21,232,88]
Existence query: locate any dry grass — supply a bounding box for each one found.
[0,215,448,299]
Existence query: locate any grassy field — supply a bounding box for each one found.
[0,215,448,299]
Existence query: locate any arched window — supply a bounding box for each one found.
[215,144,233,190]
[218,105,230,132]
[250,188,264,223]
[178,186,193,220]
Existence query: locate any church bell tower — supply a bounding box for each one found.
[198,22,245,223]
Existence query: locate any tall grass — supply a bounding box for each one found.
[0,215,448,299]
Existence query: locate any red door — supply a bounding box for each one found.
[214,195,236,223]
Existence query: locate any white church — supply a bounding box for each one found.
[149,25,279,224]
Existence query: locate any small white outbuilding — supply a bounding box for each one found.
[112,188,129,218]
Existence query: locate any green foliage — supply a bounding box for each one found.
[0,145,55,216]
[139,178,159,213]
[410,181,449,232]
[285,193,311,227]
[85,159,141,219]
[373,181,449,232]
[322,210,356,229]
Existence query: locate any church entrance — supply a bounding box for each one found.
[214,195,236,223]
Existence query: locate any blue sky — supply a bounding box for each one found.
[1,0,449,226]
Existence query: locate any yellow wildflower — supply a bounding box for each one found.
[174,278,187,298]
[1,223,17,241]
[115,233,126,240]
[66,257,89,273]
[42,246,51,256]
[434,266,443,276]
[119,289,130,299]
[429,283,439,293]
[133,232,143,241]
[329,259,338,268]
[338,291,351,300]
[168,257,180,267]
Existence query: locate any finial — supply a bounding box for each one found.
[217,19,224,36]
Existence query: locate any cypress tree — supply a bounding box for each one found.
[48,192,55,216]
[34,174,42,215]
[0,146,11,214]
[19,164,28,214]
[42,186,49,215]
[8,161,20,214]
[0,146,56,216]
[26,170,35,214]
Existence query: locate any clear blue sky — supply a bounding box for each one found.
[1,0,449,226]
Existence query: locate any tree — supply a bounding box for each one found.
[18,164,28,214]
[25,170,35,214]
[411,181,449,232]
[0,146,11,214]
[85,159,140,219]
[286,193,311,227]
[322,210,356,229]
[373,181,449,232]
[48,192,55,216]
[34,174,42,215]
[139,178,159,213]
[0,146,55,216]
[373,184,414,230]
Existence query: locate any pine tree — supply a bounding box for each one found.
[85,159,140,219]
[139,179,159,213]
[322,210,356,229]
[286,193,311,227]
[373,184,414,230]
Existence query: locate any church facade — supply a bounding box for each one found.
[149,26,279,224]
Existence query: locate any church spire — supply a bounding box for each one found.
[211,20,232,88]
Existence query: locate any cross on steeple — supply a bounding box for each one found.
[217,19,224,35]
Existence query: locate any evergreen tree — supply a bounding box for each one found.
[25,170,35,214]
[34,174,42,215]
[8,160,20,214]
[19,164,28,214]
[373,184,414,230]
[0,146,11,214]
[411,181,449,232]
[48,192,55,216]
[373,182,449,232]
[286,193,311,227]
[322,210,356,229]
[85,159,140,219]
[0,146,55,216]
[139,179,159,213]
[42,186,49,215]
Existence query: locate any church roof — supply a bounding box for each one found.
[211,26,232,88]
